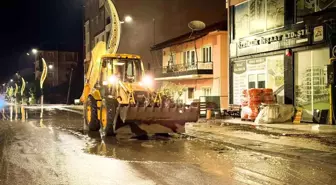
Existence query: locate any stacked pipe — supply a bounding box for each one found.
[240,88,275,121]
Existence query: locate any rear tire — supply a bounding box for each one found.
[84,96,100,131]
[100,98,119,137]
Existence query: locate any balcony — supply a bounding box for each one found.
[154,62,213,80]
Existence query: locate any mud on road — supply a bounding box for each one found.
[0,108,336,185]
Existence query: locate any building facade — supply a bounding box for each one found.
[152,21,229,110]
[84,0,112,75]
[35,50,79,87]
[227,0,336,122]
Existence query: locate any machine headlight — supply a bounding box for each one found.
[108,75,118,84]
[141,75,153,87]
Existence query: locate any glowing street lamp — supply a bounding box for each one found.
[121,15,133,24]
[125,15,133,23]
[10,79,13,82]
[32,48,38,54]
[26,53,30,56]
[48,64,54,69]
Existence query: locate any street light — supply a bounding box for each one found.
[125,15,133,23]
[121,15,133,24]
[32,48,38,54]
[10,79,13,82]
[26,53,30,56]
[48,64,53,69]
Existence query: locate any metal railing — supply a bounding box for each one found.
[155,62,213,76]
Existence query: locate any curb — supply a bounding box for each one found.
[185,128,336,167]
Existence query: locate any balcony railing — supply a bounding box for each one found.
[155,62,213,78]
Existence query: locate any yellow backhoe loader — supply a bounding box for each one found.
[80,42,199,136]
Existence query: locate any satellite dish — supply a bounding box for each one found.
[188,20,206,31]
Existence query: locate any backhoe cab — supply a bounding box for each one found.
[82,53,199,137]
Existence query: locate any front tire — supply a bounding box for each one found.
[84,96,100,131]
[100,98,119,137]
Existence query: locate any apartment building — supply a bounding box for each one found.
[151,21,229,110]
[84,0,112,75]
[35,50,79,87]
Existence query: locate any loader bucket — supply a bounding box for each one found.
[118,106,199,134]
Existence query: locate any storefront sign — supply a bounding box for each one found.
[235,28,310,57]
[313,26,324,42]
[233,61,246,74]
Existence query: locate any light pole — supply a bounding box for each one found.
[31,49,48,118]
[67,68,74,105]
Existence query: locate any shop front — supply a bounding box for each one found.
[229,22,335,123]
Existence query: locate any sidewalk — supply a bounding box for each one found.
[186,120,336,165]
[202,118,336,135]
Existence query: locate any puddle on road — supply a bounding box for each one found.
[84,133,236,163]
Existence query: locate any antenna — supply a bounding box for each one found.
[188,20,206,38]
[187,20,206,65]
[188,20,206,31]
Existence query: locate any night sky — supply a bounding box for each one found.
[0,0,226,81]
[0,0,83,80]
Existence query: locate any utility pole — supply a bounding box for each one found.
[153,18,156,46]
[67,68,74,105]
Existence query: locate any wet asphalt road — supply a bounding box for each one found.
[1,107,336,185]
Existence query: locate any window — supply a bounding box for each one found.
[257,74,265,88]
[47,72,54,79]
[248,73,265,89]
[106,17,111,25]
[202,87,211,96]
[126,62,133,77]
[65,53,74,61]
[102,35,105,42]
[296,0,336,22]
[187,51,190,65]
[248,74,256,89]
[190,51,195,65]
[182,52,187,65]
[106,31,110,46]
[202,46,212,62]
[168,53,176,66]
[234,0,284,39]
[294,47,330,121]
[183,50,196,65]
[188,88,194,99]
[100,10,104,20]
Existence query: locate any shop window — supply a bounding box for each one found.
[232,55,284,105]
[296,0,336,23]
[188,88,195,99]
[248,73,265,89]
[248,74,256,89]
[257,74,266,88]
[294,47,330,121]
[234,0,284,39]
